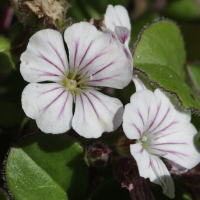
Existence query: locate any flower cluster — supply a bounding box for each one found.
[20,4,200,199]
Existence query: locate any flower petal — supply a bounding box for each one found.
[20,29,68,83]
[105,5,131,32]
[154,123,200,169]
[130,143,155,179]
[123,90,157,140]
[114,26,130,46]
[132,74,147,91]
[147,89,191,135]
[72,89,123,138]
[64,22,132,89]
[22,83,73,133]
[130,143,175,199]
[150,155,175,199]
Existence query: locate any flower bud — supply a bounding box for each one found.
[84,142,111,167]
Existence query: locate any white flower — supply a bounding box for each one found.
[104,5,131,47]
[122,75,200,199]
[20,22,133,138]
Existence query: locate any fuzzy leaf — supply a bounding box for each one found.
[6,134,88,200]
[133,19,200,113]
[134,20,186,77]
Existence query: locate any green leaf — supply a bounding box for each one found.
[134,64,200,110]
[0,99,23,129]
[186,63,200,96]
[165,0,200,21]
[6,134,88,200]
[134,20,186,77]
[0,189,9,200]
[0,36,15,74]
[133,19,200,112]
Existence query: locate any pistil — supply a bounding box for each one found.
[62,78,77,91]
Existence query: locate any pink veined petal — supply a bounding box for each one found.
[20,29,69,83]
[130,143,156,180]
[105,5,131,32]
[22,83,73,134]
[72,89,123,138]
[155,123,200,169]
[132,74,147,91]
[123,90,157,140]
[150,155,175,199]
[146,89,191,135]
[114,26,130,47]
[64,22,133,89]
[130,143,175,199]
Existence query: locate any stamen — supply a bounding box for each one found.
[71,68,78,80]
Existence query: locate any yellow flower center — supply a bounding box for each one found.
[62,78,77,91]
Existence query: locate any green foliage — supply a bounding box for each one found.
[134,20,186,77]
[0,189,9,200]
[0,36,15,74]
[165,0,200,20]
[133,20,200,112]
[6,134,88,200]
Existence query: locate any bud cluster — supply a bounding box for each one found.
[84,142,112,168]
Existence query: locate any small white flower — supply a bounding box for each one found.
[104,5,131,47]
[122,75,200,199]
[20,22,133,138]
